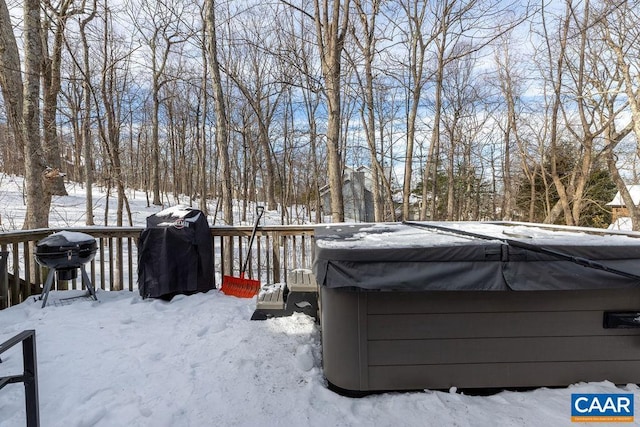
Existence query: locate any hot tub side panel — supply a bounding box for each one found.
[321,287,640,392]
[320,287,371,392]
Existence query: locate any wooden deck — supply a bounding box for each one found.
[256,284,286,310]
[252,269,319,320]
[0,225,316,310]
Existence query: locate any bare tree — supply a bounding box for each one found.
[280,0,349,222]
[600,0,640,229]
[80,1,98,225]
[42,0,82,196]
[7,0,640,231]
[195,8,210,216]
[205,0,233,228]
[314,0,350,222]
[388,0,431,221]
[418,0,527,220]
[349,0,394,221]
[440,47,487,220]
[95,2,132,228]
[279,7,326,222]
[0,0,25,161]
[0,0,50,228]
[537,1,570,224]
[494,34,522,221]
[128,0,190,206]
[530,0,627,226]
[226,8,284,212]
[60,0,99,224]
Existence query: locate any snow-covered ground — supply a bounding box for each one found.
[1,290,638,427]
[609,217,633,231]
[0,174,307,231]
[1,174,640,426]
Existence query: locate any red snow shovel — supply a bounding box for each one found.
[221,206,264,298]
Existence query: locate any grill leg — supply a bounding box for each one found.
[80,266,97,301]
[40,270,56,308]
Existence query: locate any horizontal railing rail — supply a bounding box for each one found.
[0,329,40,427]
[0,225,316,309]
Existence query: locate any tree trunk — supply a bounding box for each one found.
[0,0,24,158]
[309,106,322,223]
[41,0,74,197]
[1,0,51,229]
[151,80,162,205]
[205,0,232,226]
[205,0,234,272]
[23,0,50,229]
[422,39,446,221]
[80,2,97,225]
[351,0,384,221]
[445,119,457,221]
[545,2,573,225]
[257,121,277,211]
[404,89,419,220]
[313,0,349,223]
[399,0,427,221]
[198,28,209,215]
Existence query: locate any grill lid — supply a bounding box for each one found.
[37,230,96,249]
[35,231,98,269]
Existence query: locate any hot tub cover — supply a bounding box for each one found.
[312,222,640,291]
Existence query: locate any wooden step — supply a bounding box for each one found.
[287,269,317,293]
[252,270,319,321]
[255,284,285,310]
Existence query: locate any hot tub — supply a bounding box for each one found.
[313,222,640,393]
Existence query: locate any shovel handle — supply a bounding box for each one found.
[241,206,264,275]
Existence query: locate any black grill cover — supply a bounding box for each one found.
[138,206,215,299]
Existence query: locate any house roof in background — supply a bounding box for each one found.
[607,185,640,206]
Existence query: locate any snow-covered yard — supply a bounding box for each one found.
[1,289,638,426]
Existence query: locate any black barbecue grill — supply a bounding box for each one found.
[35,231,98,307]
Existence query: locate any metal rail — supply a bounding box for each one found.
[0,330,40,427]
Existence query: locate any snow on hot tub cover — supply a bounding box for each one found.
[312,222,640,291]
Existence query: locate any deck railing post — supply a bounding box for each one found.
[11,243,20,302]
[272,232,281,283]
[0,250,8,309]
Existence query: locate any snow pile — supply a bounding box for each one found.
[45,230,96,243]
[609,217,633,231]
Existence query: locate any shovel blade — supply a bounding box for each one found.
[221,275,261,298]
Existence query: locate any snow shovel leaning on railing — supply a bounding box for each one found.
[221,206,264,298]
